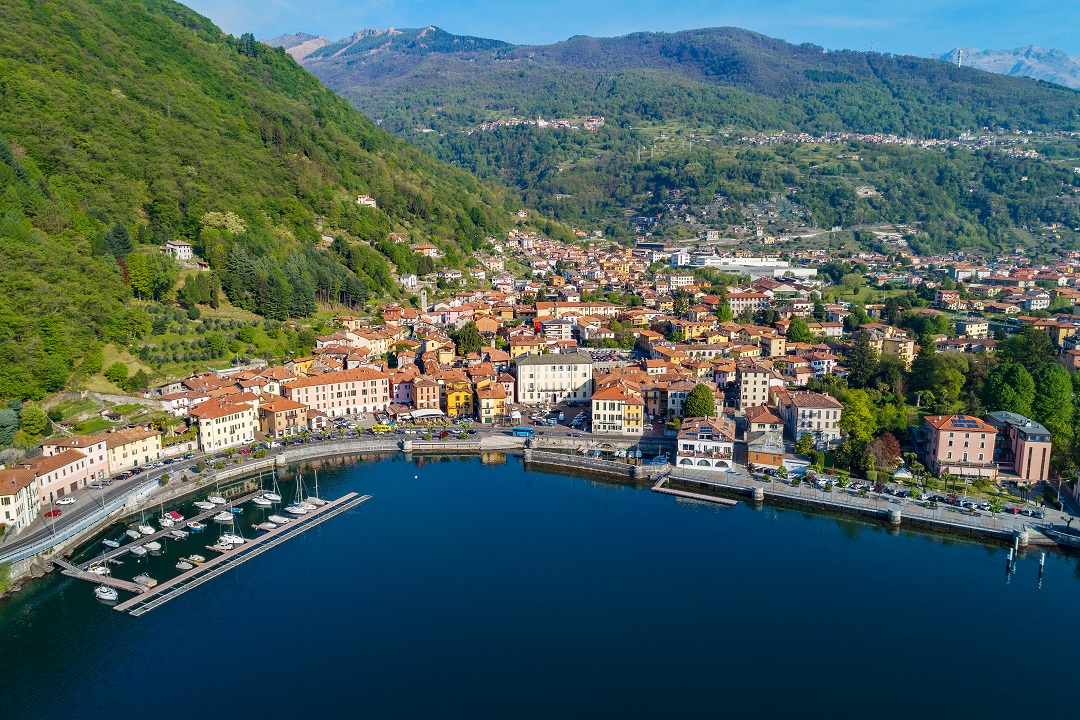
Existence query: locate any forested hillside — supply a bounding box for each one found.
[281,26,1080,252]
[0,1,507,401]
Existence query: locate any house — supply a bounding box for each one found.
[259,397,309,438]
[22,449,94,504]
[984,412,1052,483]
[400,274,419,290]
[590,384,645,435]
[188,397,260,453]
[413,244,440,258]
[747,430,785,470]
[674,416,736,471]
[0,468,40,537]
[776,391,844,447]
[745,405,784,434]
[735,359,774,411]
[935,289,961,309]
[413,376,441,410]
[284,367,392,417]
[99,427,163,474]
[435,369,474,417]
[514,352,593,405]
[476,384,508,424]
[921,415,997,480]
[356,194,377,208]
[163,239,194,261]
[956,317,989,339]
[726,292,769,316]
[40,435,109,484]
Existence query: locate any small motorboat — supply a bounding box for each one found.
[304,497,327,508]
[137,524,155,536]
[262,492,282,503]
[187,554,206,564]
[254,522,277,531]
[133,573,158,588]
[208,495,227,505]
[228,507,243,514]
[207,542,232,553]
[193,500,216,511]
[128,545,147,557]
[169,529,189,540]
[267,515,291,524]
[212,512,234,523]
[220,532,245,545]
[175,560,194,571]
[144,541,162,554]
[125,529,142,540]
[103,538,120,549]
[187,521,206,532]
[298,501,317,511]
[94,586,119,602]
[285,504,307,516]
[167,510,185,523]
[159,516,174,528]
[88,564,111,576]
[252,496,273,508]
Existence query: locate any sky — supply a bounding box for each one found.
[184,0,1079,56]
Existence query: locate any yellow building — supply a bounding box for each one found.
[100,427,163,474]
[437,370,475,417]
[476,385,508,424]
[590,385,644,435]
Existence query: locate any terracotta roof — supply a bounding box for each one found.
[285,367,389,389]
[0,468,37,495]
[924,415,997,433]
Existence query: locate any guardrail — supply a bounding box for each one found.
[0,478,159,565]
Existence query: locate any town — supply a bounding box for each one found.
[3,222,1079,552]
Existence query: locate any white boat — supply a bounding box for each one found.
[187,554,207,564]
[208,495,227,505]
[212,512,234,523]
[88,564,110,576]
[94,586,119,602]
[285,505,307,516]
[175,560,194,571]
[159,516,174,528]
[220,532,245,545]
[169,529,189,539]
[207,542,232,553]
[263,492,282,502]
[254,522,277,531]
[187,521,206,532]
[298,501,316,511]
[103,539,120,549]
[137,524,155,536]
[125,529,142,540]
[144,541,162,553]
[193,500,216,511]
[252,496,272,508]
[263,467,283,502]
[309,469,326,506]
[133,573,157,588]
[268,515,291,524]
[303,497,325,508]
[128,544,147,557]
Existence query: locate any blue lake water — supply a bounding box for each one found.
[1,454,1079,719]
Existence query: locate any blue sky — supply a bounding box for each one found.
[184,0,1079,56]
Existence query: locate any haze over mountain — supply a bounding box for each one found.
[932,46,1080,90]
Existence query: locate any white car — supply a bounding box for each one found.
[55,497,76,506]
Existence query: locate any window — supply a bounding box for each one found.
[947,452,952,459]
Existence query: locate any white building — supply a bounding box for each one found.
[188,397,259,453]
[514,351,593,405]
[675,416,737,471]
[284,367,392,417]
[163,240,194,261]
[0,468,40,537]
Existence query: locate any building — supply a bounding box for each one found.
[476,384,508,424]
[437,369,474,417]
[163,239,194,261]
[0,468,40,537]
[22,449,93,504]
[284,367,392,417]
[514,352,593,405]
[921,415,998,480]
[956,317,989,339]
[40,435,109,484]
[188,397,259,453]
[674,416,736,471]
[735,359,773,411]
[726,292,769,316]
[259,397,309,438]
[99,427,163,474]
[745,405,783,434]
[539,319,574,341]
[747,430,785,470]
[984,411,1052,483]
[777,391,844,447]
[413,376,441,410]
[590,385,644,435]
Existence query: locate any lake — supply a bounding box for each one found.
[1,454,1078,719]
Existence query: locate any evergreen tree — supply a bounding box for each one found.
[104,223,133,258]
[0,409,17,446]
[786,317,814,343]
[999,325,1055,376]
[683,383,717,418]
[846,332,879,388]
[982,362,1035,416]
[839,389,877,444]
[1032,364,1073,440]
[453,321,483,356]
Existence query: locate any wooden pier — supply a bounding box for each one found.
[114,492,371,616]
[76,489,268,570]
[53,558,148,594]
[652,477,738,506]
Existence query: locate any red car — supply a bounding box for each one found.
[44,509,62,518]
[439,430,450,439]
[239,448,251,455]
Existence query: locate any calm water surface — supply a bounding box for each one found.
[2,455,1078,719]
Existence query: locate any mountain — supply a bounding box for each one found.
[264,31,331,59]
[279,26,1080,138]
[933,46,1080,90]
[0,1,507,402]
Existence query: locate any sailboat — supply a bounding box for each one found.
[285,474,308,516]
[212,511,234,523]
[193,500,216,511]
[263,467,282,503]
[268,514,291,524]
[103,538,120,549]
[94,586,119,603]
[305,469,326,507]
[175,559,194,571]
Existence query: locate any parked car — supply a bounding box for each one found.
[182,453,196,460]
[55,497,76,505]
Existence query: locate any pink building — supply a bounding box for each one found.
[39,435,108,483]
[985,412,1052,483]
[921,415,997,480]
[22,449,93,503]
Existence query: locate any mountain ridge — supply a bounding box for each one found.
[932,45,1080,90]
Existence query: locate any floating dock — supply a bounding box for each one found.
[114,492,370,616]
[53,558,147,595]
[652,476,738,506]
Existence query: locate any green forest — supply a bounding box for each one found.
[0,0,510,401]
